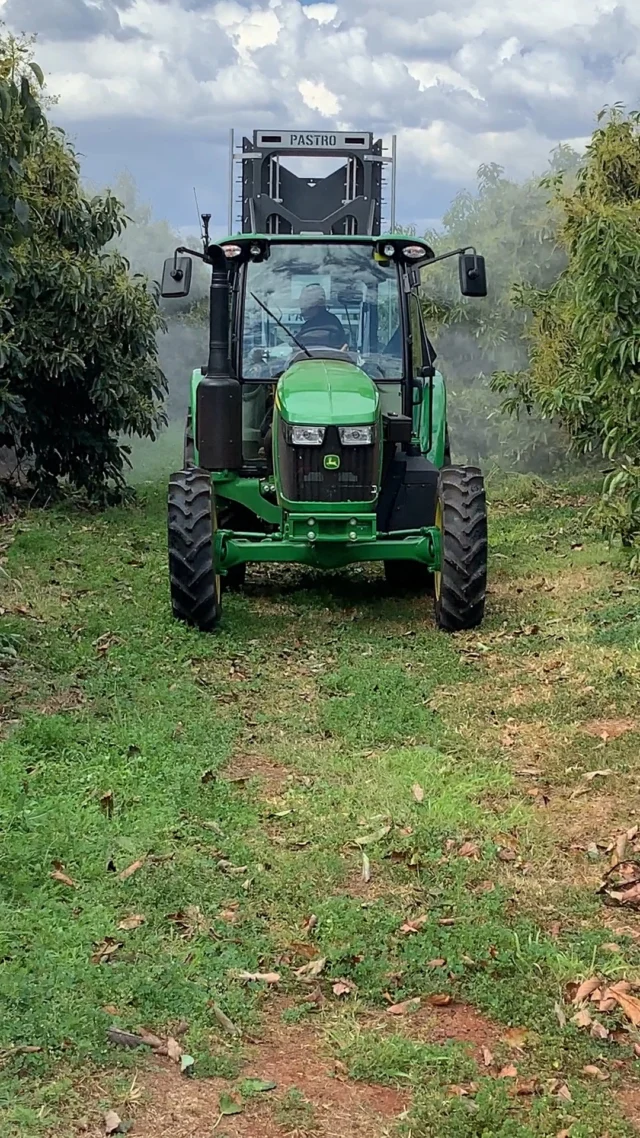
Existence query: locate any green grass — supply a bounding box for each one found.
[1,475,640,1136]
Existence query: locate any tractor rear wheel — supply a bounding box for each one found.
[168,468,221,632]
[434,465,487,631]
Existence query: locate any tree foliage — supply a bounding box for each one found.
[0,33,166,501]
[492,107,640,550]
[420,149,582,469]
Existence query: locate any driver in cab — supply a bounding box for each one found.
[298,284,348,350]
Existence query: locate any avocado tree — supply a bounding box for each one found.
[0,33,166,501]
[420,149,581,469]
[492,107,640,552]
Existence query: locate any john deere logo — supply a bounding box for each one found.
[324,454,340,470]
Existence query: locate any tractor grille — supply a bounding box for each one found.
[278,422,379,503]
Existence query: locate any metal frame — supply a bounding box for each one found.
[227,128,397,237]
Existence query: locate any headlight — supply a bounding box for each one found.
[291,425,326,446]
[339,426,373,446]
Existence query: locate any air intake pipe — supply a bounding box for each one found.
[196,243,242,471]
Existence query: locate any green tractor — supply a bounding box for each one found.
[161,129,488,632]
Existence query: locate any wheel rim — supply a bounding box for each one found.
[434,498,443,601]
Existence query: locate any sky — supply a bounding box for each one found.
[1,0,638,236]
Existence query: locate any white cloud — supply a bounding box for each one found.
[1,0,639,223]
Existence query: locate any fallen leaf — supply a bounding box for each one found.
[219,1092,243,1116]
[502,1027,528,1050]
[104,1110,122,1135]
[458,841,480,859]
[412,783,425,803]
[241,1078,277,1094]
[427,993,452,1007]
[590,1020,610,1040]
[118,859,145,882]
[448,1082,478,1096]
[611,989,640,1027]
[117,914,145,931]
[106,1028,147,1050]
[438,917,456,926]
[295,957,326,980]
[556,1083,572,1102]
[387,997,421,1015]
[427,958,446,969]
[573,977,600,1004]
[612,833,628,868]
[302,914,318,932]
[601,942,621,953]
[482,1046,494,1067]
[50,869,76,888]
[362,853,371,883]
[354,825,391,847]
[516,1079,537,1096]
[211,1003,240,1036]
[585,769,613,781]
[572,1009,592,1029]
[633,1043,640,1059]
[91,938,122,965]
[139,1029,163,1049]
[332,979,356,997]
[583,1064,608,1081]
[498,1065,518,1078]
[166,1036,182,1062]
[167,905,211,938]
[399,915,429,935]
[230,970,280,984]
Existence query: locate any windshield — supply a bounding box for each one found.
[241,243,403,381]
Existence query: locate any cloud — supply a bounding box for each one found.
[0,0,638,228]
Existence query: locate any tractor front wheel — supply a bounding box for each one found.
[168,468,221,632]
[434,465,487,631]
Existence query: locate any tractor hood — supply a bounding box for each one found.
[275,358,379,426]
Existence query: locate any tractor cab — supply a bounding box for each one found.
[160,129,489,634]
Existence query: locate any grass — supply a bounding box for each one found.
[1,472,640,1136]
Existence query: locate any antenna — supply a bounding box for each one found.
[193,186,205,249]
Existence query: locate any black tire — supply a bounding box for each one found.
[434,465,487,632]
[384,559,434,595]
[183,413,195,468]
[168,468,221,632]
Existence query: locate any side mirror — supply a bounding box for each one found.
[459,253,487,298]
[161,256,192,298]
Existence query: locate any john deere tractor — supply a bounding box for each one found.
[161,129,488,632]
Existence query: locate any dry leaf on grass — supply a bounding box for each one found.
[399,915,429,935]
[117,914,144,931]
[387,997,421,1015]
[502,1027,529,1050]
[571,1009,592,1029]
[118,858,145,882]
[611,989,640,1027]
[554,1002,567,1029]
[427,993,453,1007]
[584,769,613,782]
[498,1065,518,1078]
[104,1110,122,1135]
[590,1020,610,1040]
[572,977,600,1004]
[211,1003,240,1036]
[412,783,425,803]
[166,1036,182,1062]
[583,1064,608,1080]
[458,841,480,859]
[516,1079,538,1096]
[362,853,371,883]
[332,979,356,997]
[583,719,638,742]
[50,867,76,888]
[427,958,446,969]
[99,790,114,818]
[91,938,122,965]
[599,861,640,907]
[482,1047,494,1067]
[295,957,326,980]
[354,825,391,847]
[230,970,280,984]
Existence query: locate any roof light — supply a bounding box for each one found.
[223,244,242,258]
[403,245,427,259]
[382,243,395,257]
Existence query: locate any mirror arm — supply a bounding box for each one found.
[423,245,476,267]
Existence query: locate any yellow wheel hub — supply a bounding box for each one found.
[434,498,443,601]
